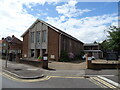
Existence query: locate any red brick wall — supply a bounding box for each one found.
[10,44,22,50]
[22,31,29,58]
[48,27,59,61]
[60,35,84,55]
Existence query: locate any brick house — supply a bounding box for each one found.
[21,19,84,61]
[84,43,103,59]
[0,40,2,56]
[2,35,22,60]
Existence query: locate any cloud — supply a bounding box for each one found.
[0,0,61,40]
[46,1,118,43]
[46,13,118,43]
[0,0,118,44]
[56,0,91,18]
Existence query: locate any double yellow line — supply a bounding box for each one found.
[0,72,51,82]
[0,71,84,82]
[90,77,118,89]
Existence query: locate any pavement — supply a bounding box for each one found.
[1,59,44,79]
[1,59,119,79]
[1,59,87,78]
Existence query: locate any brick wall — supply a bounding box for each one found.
[61,35,84,55]
[22,31,29,58]
[48,27,59,61]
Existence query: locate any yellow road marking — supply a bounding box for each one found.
[1,72,51,82]
[0,72,84,83]
[92,77,117,89]
[1,71,118,89]
[49,76,84,79]
[87,78,108,88]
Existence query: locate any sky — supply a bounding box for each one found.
[0,0,119,43]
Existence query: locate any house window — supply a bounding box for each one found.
[63,39,66,51]
[0,44,2,48]
[2,43,6,46]
[31,32,34,43]
[36,31,40,43]
[42,30,46,42]
[31,49,34,57]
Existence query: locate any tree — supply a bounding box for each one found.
[101,26,120,51]
[108,26,120,51]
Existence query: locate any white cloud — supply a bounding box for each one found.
[46,13,118,43]
[56,0,91,18]
[0,0,61,40]
[0,0,118,44]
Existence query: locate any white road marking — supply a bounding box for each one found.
[27,68,39,70]
[98,76,120,88]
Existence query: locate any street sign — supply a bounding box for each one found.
[88,57,92,60]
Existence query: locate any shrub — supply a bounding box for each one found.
[68,52,74,60]
[75,51,85,60]
[38,56,42,59]
[60,51,69,62]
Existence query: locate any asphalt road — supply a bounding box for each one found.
[104,76,119,83]
[2,75,103,89]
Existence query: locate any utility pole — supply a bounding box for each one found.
[5,43,9,68]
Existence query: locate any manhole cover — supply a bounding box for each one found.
[14,69,22,71]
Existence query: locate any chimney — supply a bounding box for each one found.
[12,35,15,38]
[2,37,4,40]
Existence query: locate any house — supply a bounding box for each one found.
[21,19,84,61]
[0,40,2,57]
[84,43,103,59]
[2,35,22,60]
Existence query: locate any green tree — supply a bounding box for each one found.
[108,26,120,51]
[101,26,120,51]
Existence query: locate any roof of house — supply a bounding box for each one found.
[3,35,22,44]
[84,43,99,46]
[21,19,84,44]
[84,50,102,52]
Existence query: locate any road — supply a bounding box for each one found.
[1,74,101,88]
[0,59,119,89]
[1,72,119,90]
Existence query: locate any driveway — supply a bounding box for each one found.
[48,60,87,70]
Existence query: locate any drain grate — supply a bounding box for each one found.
[14,69,22,71]
[84,76,90,78]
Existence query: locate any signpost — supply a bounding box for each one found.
[42,53,48,69]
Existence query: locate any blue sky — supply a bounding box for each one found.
[0,0,118,43]
[24,2,118,20]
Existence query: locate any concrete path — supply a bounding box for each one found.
[48,60,87,70]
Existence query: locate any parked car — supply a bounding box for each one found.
[82,55,95,60]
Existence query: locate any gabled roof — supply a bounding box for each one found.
[3,35,22,44]
[84,43,99,46]
[21,19,83,44]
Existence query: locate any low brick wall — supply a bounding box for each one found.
[19,59,42,67]
[89,63,120,69]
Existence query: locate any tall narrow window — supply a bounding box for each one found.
[31,32,34,43]
[42,30,46,42]
[31,49,34,57]
[36,31,40,43]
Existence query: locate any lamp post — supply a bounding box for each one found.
[5,43,10,68]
